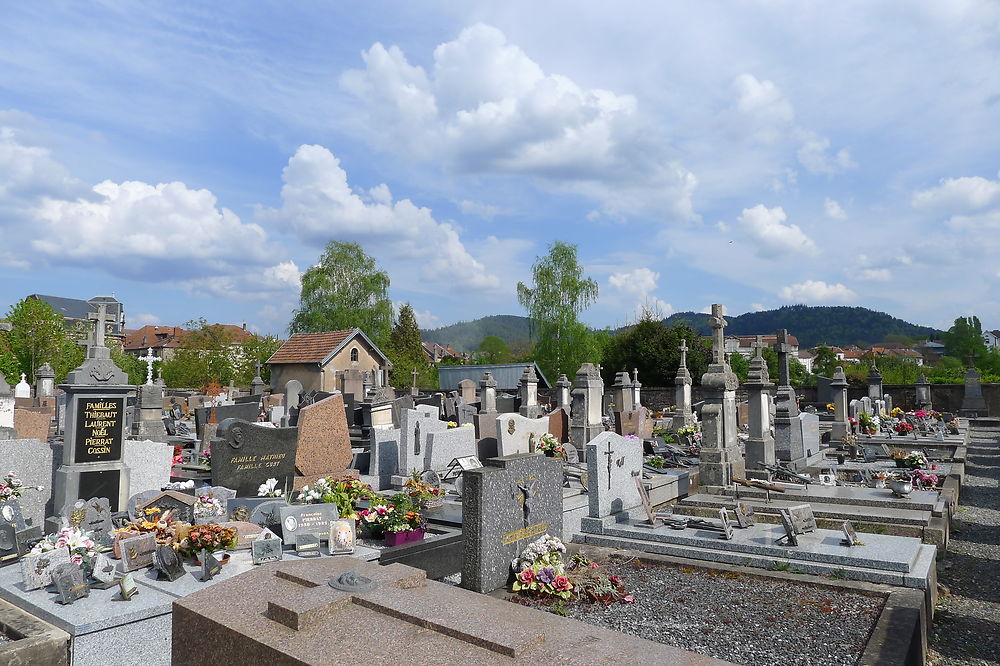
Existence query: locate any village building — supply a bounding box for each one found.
[27,294,126,341]
[266,328,391,394]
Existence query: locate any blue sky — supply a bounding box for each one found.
[2,2,999,336]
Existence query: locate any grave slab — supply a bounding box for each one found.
[123,439,173,497]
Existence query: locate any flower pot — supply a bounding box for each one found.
[419,497,444,510]
[872,479,886,489]
[385,528,425,547]
[888,480,913,497]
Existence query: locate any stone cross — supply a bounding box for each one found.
[679,339,688,368]
[411,368,419,388]
[707,304,727,365]
[86,303,112,348]
[139,348,158,385]
[255,359,262,377]
[774,329,793,387]
[751,334,766,359]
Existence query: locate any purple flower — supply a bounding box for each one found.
[537,567,555,584]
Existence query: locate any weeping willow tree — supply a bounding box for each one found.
[288,241,393,347]
[516,241,600,380]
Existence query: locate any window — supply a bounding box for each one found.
[350,348,359,363]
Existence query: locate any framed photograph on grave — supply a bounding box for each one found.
[327,519,355,555]
[278,504,339,545]
[456,456,483,471]
[0,500,27,532]
[118,572,139,601]
[52,562,90,605]
[153,544,186,582]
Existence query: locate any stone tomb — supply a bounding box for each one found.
[123,439,173,497]
[583,431,644,523]
[210,419,298,498]
[397,406,449,476]
[368,427,401,490]
[494,413,551,457]
[461,453,563,593]
[193,402,260,439]
[295,393,352,477]
[172,557,718,666]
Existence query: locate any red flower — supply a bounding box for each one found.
[589,561,599,569]
[609,574,622,586]
[553,575,570,591]
[518,568,535,584]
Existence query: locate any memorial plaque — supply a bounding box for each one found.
[90,553,119,589]
[720,508,734,540]
[78,470,123,512]
[734,502,755,528]
[251,529,283,565]
[278,504,340,545]
[21,548,72,590]
[200,549,223,580]
[294,534,321,558]
[118,572,139,600]
[62,497,115,548]
[0,522,19,566]
[210,418,297,498]
[153,544,186,582]
[785,504,817,534]
[74,397,125,463]
[327,519,355,555]
[0,500,27,533]
[842,520,859,546]
[777,511,799,547]
[120,533,156,572]
[52,562,90,605]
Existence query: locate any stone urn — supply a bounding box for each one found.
[888,479,913,498]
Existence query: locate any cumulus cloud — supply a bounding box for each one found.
[607,267,673,317]
[412,309,441,329]
[797,134,856,175]
[737,204,817,258]
[260,144,500,291]
[341,23,696,220]
[458,199,502,220]
[132,313,162,326]
[824,197,847,220]
[858,268,891,281]
[751,302,767,312]
[779,280,856,303]
[912,172,1000,210]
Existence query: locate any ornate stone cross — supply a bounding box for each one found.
[707,304,727,365]
[86,303,112,348]
[411,367,419,388]
[751,334,766,359]
[139,347,158,385]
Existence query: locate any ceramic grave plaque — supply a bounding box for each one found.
[62,497,114,547]
[153,544,186,582]
[223,521,263,550]
[842,520,860,546]
[719,508,733,540]
[200,549,223,581]
[734,502,755,528]
[119,533,156,572]
[21,547,72,590]
[294,534,321,558]
[52,562,90,605]
[328,519,355,555]
[90,552,119,588]
[784,504,817,534]
[118,572,139,600]
[632,475,661,527]
[0,522,20,567]
[251,528,283,565]
[278,504,339,545]
[0,500,27,533]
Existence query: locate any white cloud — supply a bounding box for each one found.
[607,267,673,317]
[183,261,302,301]
[824,197,847,220]
[412,309,441,329]
[732,74,794,141]
[131,313,161,326]
[458,199,502,220]
[751,303,767,312]
[858,268,892,281]
[341,23,697,221]
[260,144,500,291]
[796,134,856,175]
[912,172,1000,210]
[737,204,817,258]
[779,280,856,303]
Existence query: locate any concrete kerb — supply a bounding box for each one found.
[565,545,928,666]
[0,598,71,665]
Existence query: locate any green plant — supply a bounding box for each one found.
[547,600,569,616]
[646,456,666,469]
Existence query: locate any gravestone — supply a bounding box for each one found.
[518,365,544,418]
[915,373,932,410]
[0,373,14,440]
[461,452,563,593]
[744,337,774,474]
[798,412,821,463]
[369,427,401,490]
[610,371,635,413]
[210,419,298,498]
[554,374,572,411]
[423,427,477,471]
[123,439,173,497]
[456,401,477,427]
[830,366,850,442]
[548,407,569,443]
[13,408,49,442]
[194,402,260,439]
[495,413,551,457]
[585,431,643,518]
[570,363,604,459]
[61,496,114,547]
[673,340,695,428]
[699,306,745,487]
[34,362,55,399]
[277,504,340,545]
[867,365,883,400]
[772,329,806,471]
[961,366,988,417]
[295,393,352,477]
[14,373,30,399]
[398,406,449,476]
[133,383,167,441]
[0,438,52,528]
[458,379,477,405]
[474,372,498,441]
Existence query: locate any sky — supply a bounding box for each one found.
[1,1,999,336]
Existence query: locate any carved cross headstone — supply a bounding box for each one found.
[774,328,794,387]
[708,304,727,365]
[751,335,766,360]
[411,368,419,388]
[139,347,158,385]
[86,303,112,348]
[679,339,688,367]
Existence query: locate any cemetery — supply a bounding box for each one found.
[0,300,995,666]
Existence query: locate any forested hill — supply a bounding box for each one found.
[662,305,942,348]
[422,315,532,352]
[423,306,942,352]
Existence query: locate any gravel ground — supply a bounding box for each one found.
[929,424,1000,666]
[545,557,883,666]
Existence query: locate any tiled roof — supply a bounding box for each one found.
[267,330,356,365]
[123,325,185,351]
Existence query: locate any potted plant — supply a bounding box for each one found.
[537,433,566,459]
[858,412,877,436]
[404,471,443,509]
[297,476,376,520]
[903,451,928,470]
[359,495,426,546]
[869,472,888,489]
[646,456,666,469]
[911,468,939,490]
[893,422,914,438]
[185,523,237,564]
[889,448,909,468]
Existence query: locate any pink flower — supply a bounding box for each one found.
[623,594,635,603]
[56,538,67,548]
[518,568,535,584]
[589,561,599,569]
[610,574,622,586]
[71,554,83,564]
[553,575,571,591]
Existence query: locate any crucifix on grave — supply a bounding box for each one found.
[708,303,727,365]
[604,441,615,490]
[138,347,158,385]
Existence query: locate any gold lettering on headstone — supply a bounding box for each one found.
[501,521,547,545]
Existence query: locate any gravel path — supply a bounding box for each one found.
[929,424,1000,665]
[561,557,883,666]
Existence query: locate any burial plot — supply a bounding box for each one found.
[210,419,297,498]
[461,452,563,593]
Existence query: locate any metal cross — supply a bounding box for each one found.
[604,441,615,490]
[86,303,112,348]
[138,347,158,385]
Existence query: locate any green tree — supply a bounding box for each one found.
[159,318,241,388]
[727,352,750,383]
[3,298,70,380]
[233,334,284,385]
[288,241,393,346]
[599,313,711,386]
[942,315,987,366]
[477,335,511,364]
[111,348,147,385]
[386,303,435,388]
[812,345,839,378]
[762,347,809,387]
[516,241,599,380]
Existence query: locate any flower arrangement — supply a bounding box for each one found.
[0,470,42,500]
[858,411,877,435]
[404,471,442,506]
[893,422,914,435]
[889,448,908,460]
[446,421,459,429]
[31,527,106,569]
[358,495,425,534]
[184,523,237,554]
[171,446,184,466]
[193,495,225,517]
[826,403,836,412]
[511,535,573,600]
[537,433,565,458]
[910,468,939,489]
[929,411,942,421]
[298,476,376,519]
[903,451,928,470]
[647,456,666,469]
[257,478,283,498]
[567,553,634,605]
[677,424,700,436]
[913,409,929,419]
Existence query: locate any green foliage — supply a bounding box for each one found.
[3,298,69,380]
[111,348,147,385]
[942,315,988,365]
[727,352,749,383]
[517,241,600,381]
[233,334,283,384]
[387,303,435,389]
[663,305,941,348]
[600,313,711,386]
[477,335,511,364]
[288,241,393,346]
[761,347,809,387]
[159,319,279,389]
[812,345,840,378]
[422,314,533,353]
